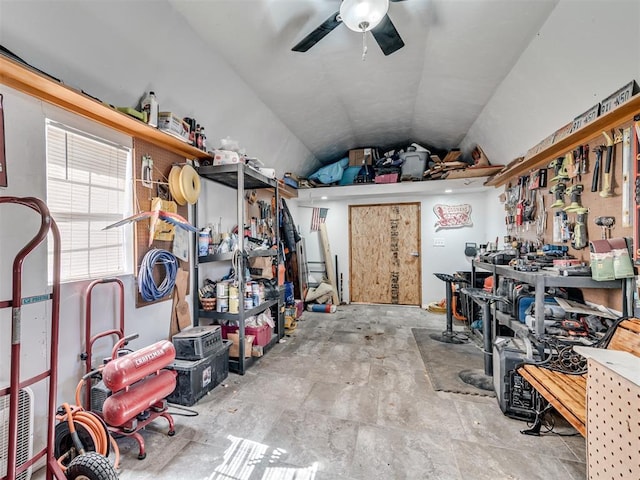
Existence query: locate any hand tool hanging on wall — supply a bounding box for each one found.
[565,151,578,181]
[621,127,632,227]
[535,191,546,241]
[594,216,615,239]
[515,176,524,227]
[550,181,567,208]
[564,184,584,212]
[581,144,589,177]
[600,131,615,198]
[591,146,604,192]
[575,146,584,181]
[550,157,568,182]
[572,208,589,250]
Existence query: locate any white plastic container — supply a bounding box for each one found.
[141,91,159,127]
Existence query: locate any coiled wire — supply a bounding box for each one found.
[138,249,178,301]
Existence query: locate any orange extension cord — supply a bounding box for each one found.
[55,378,120,472]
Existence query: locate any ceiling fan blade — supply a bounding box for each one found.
[371,14,405,56]
[292,12,342,52]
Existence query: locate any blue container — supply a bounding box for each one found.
[284,282,294,304]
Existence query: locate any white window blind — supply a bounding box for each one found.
[46,121,132,282]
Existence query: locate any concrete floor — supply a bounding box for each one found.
[80,305,588,479]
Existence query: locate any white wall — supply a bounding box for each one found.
[460,0,640,162]
[295,188,504,307]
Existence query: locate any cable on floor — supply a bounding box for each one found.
[167,404,200,417]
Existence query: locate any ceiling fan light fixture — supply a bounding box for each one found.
[340,0,389,32]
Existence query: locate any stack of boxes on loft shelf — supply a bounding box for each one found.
[282,143,504,189]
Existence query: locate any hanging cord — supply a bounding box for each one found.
[361,28,368,61]
[231,247,242,287]
[138,249,178,301]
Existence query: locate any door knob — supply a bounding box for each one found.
[410,252,420,257]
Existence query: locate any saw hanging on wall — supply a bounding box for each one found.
[292,0,407,56]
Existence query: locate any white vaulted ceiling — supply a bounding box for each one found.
[170,0,558,163]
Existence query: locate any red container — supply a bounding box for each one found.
[221,323,272,347]
[374,173,398,184]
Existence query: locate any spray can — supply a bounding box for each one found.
[141,91,159,127]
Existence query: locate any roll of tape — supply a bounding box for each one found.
[169,165,187,206]
[179,164,201,205]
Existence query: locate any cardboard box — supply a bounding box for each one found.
[158,112,189,142]
[349,148,374,167]
[213,149,242,165]
[227,332,254,358]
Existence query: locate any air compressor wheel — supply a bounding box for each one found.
[66,452,118,480]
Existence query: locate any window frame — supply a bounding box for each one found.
[45,119,134,283]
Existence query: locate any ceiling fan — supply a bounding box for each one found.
[292,0,407,56]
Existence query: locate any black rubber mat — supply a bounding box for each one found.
[412,328,496,397]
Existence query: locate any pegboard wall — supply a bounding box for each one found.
[132,137,190,307]
[587,358,640,479]
[502,119,635,309]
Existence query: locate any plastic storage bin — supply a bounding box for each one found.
[400,151,428,180]
[172,325,222,360]
[166,340,231,406]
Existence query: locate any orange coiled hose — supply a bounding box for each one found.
[55,378,120,471]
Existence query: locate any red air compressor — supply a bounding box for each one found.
[81,279,177,460]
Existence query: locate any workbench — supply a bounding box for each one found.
[471,260,628,337]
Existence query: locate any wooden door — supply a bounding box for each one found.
[349,203,421,305]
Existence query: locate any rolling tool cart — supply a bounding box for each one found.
[0,196,116,480]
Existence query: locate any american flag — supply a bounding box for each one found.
[310,207,328,231]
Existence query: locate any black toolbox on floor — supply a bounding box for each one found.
[172,325,222,360]
[166,340,231,406]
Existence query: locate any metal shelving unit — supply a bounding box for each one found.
[472,260,627,337]
[193,163,283,374]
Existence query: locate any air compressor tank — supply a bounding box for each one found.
[102,369,177,427]
[102,340,175,392]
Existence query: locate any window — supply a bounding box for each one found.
[46,120,132,282]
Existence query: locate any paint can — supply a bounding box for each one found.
[229,296,239,314]
[216,281,229,298]
[198,231,210,256]
[244,297,254,310]
[216,297,229,313]
[228,285,239,299]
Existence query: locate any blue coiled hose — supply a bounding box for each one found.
[138,249,178,302]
